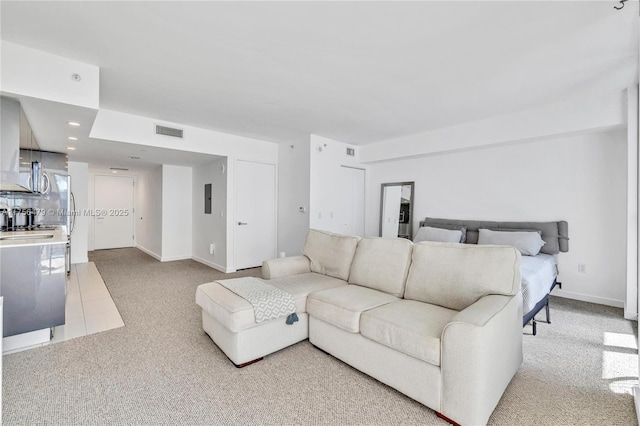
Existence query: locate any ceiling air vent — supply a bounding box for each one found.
[155,125,183,139]
[109,167,129,171]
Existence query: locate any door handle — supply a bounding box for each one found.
[238,222,248,225]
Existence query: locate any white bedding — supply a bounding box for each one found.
[520,253,558,315]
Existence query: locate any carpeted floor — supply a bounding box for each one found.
[2,247,638,425]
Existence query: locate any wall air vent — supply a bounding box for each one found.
[346,147,355,156]
[156,125,184,139]
[129,156,141,160]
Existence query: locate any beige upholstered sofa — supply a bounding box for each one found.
[196,229,523,425]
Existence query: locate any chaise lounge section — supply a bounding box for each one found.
[195,230,359,366]
[196,229,522,425]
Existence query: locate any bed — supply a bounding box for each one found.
[416,217,569,335]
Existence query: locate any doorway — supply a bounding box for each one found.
[94,175,135,250]
[340,166,365,237]
[235,160,276,269]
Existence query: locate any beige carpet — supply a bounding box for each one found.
[2,248,637,425]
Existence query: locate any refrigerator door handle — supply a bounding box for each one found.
[42,174,51,195]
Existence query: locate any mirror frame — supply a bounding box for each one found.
[379,181,414,239]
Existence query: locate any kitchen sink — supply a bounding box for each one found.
[0,234,54,241]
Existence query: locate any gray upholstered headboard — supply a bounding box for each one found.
[418,217,569,254]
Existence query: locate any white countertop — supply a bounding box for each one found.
[0,228,66,248]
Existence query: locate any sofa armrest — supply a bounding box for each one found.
[262,256,311,279]
[440,293,523,425]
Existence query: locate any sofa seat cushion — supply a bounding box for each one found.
[196,273,346,333]
[360,300,458,366]
[307,285,399,333]
[348,237,413,297]
[269,273,347,301]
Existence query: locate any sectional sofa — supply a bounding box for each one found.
[196,229,523,425]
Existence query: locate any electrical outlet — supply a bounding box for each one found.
[209,243,215,255]
[578,263,586,273]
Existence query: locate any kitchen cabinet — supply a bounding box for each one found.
[0,232,66,337]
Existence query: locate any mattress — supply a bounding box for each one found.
[520,253,558,315]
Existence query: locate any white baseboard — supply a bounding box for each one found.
[3,328,50,354]
[135,245,162,261]
[160,254,192,262]
[71,256,89,264]
[625,311,639,321]
[192,255,231,273]
[634,386,640,426]
[552,289,624,308]
[136,246,191,262]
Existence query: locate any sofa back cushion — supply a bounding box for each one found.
[348,237,413,297]
[302,229,360,281]
[404,241,521,311]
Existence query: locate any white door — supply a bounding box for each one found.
[94,175,135,250]
[340,166,365,237]
[235,160,276,269]
[381,185,401,238]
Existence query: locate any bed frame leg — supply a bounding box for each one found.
[545,301,551,324]
[532,319,537,336]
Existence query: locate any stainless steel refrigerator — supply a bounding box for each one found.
[17,149,73,273]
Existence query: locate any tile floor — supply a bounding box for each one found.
[2,262,123,354]
[49,262,124,344]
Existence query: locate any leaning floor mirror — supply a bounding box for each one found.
[380,182,414,239]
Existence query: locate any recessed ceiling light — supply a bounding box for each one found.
[67,121,80,127]
[111,170,118,174]
[67,136,78,141]
[66,146,76,151]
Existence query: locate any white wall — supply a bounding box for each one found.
[134,167,162,259]
[367,128,628,307]
[1,41,99,109]
[68,161,89,263]
[277,137,311,257]
[89,109,279,270]
[91,109,277,162]
[161,165,192,261]
[309,134,367,236]
[361,88,626,163]
[626,85,638,320]
[89,165,192,263]
[192,158,228,271]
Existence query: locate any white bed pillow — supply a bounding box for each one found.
[414,226,463,243]
[477,228,545,256]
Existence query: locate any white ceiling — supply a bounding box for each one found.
[1,1,638,168]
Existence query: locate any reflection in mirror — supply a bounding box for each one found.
[380,182,414,239]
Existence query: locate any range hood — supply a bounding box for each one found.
[1,98,41,195]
